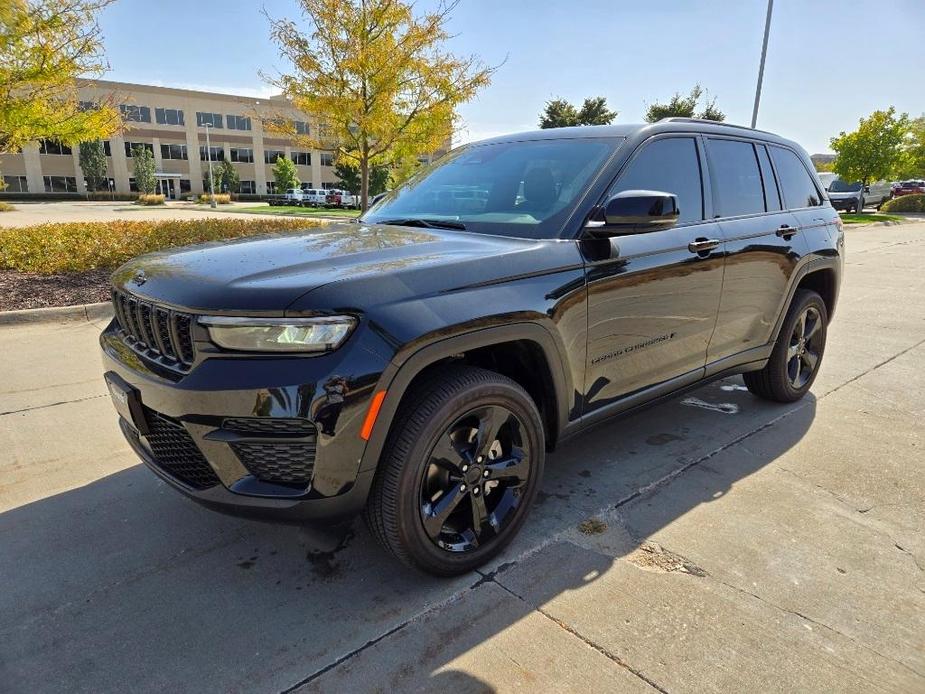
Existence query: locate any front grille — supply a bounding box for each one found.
[112,289,195,371]
[144,409,221,489]
[223,417,317,435]
[231,441,316,485]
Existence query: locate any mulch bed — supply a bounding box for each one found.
[0,269,112,312]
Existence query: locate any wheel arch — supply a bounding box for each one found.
[359,323,571,473]
[772,258,840,344]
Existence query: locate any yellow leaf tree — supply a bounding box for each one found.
[0,0,121,157]
[265,0,494,210]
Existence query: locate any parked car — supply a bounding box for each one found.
[827,177,891,213]
[101,118,842,575]
[300,188,329,207]
[893,180,925,197]
[326,189,358,208]
[266,188,307,206]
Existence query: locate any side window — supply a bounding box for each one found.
[756,144,781,211]
[769,146,821,209]
[611,137,703,224]
[706,138,765,217]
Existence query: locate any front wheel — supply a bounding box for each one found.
[744,289,828,403]
[365,366,545,575]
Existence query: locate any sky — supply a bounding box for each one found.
[97,0,925,155]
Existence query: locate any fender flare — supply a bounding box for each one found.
[358,322,571,472]
[771,255,841,344]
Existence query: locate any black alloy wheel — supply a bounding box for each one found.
[785,306,823,390]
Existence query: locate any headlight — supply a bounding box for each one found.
[200,316,357,353]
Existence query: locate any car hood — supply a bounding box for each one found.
[112,222,549,314]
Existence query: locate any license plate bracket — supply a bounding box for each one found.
[104,372,149,435]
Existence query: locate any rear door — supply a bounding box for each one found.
[583,135,725,412]
[705,137,807,367]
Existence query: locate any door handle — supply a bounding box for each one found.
[688,238,720,255]
[776,224,800,238]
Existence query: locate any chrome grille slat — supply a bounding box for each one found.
[110,289,195,373]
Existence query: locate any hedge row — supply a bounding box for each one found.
[880,194,925,213]
[0,217,324,274]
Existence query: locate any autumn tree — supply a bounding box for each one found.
[213,159,240,193]
[831,107,909,185]
[79,139,107,192]
[0,0,121,157]
[334,158,388,196]
[264,0,493,211]
[539,96,617,129]
[272,154,300,191]
[894,115,925,180]
[131,145,156,194]
[645,85,725,123]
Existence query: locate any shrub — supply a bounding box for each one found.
[137,194,166,206]
[0,201,14,212]
[880,194,925,213]
[0,218,324,274]
[199,193,232,204]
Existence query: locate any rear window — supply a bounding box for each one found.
[769,146,822,208]
[706,138,765,217]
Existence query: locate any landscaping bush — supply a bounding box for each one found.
[87,192,138,201]
[880,194,925,213]
[199,193,232,204]
[137,194,166,206]
[0,218,324,274]
[0,201,14,212]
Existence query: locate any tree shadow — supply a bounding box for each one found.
[0,377,815,692]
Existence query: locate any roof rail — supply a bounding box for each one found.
[657,117,776,136]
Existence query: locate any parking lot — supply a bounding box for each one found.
[1,223,923,692]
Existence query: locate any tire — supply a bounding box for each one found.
[364,365,545,576]
[744,289,828,403]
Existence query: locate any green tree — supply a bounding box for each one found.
[79,139,107,192]
[0,0,121,156]
[894,115,925,180]
[334,159,388,195]
[131,145,156,195]
[539,96,616,128]
[272,154,300,191]
[264,0,494,211]
[831,107,909,185]
[213,159,240,193]
[644,85,725,123]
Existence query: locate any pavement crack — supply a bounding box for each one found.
[0,393,107,417]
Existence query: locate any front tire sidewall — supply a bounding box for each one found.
[394,380,544,575]
[774,292,828,400]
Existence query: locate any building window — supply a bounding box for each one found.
[43,176,78,192]
[320,152,334,167]
[321,181,337,189]
[39,140,72,155]
[102,141,112,156]
[230,147,254,163]
[125,142,155,157]
[239,180,256,194]
[155,108,185,126]
[78,101,96,111]
[291,151,311,166]
[160,143,188,160]
[227,115,252,131]
[265,181,277,194]
[199,146,225,162]
[2,175,29,192]
[294,120,309,135]
[179,179,191,194]
[129,178,138,192]
[264,149,285,164]
[120,104,152,123]
[196,112,223,128]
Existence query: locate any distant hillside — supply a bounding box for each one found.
[811,153,835,165]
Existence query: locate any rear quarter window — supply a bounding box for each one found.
[769,146,822,209]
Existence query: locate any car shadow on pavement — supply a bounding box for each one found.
[0,378,816,692]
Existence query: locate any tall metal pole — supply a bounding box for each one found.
[751,0,774,129]
[205,123,216,208]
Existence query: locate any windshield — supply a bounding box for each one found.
[362,137,621,239]
[829,179,862,192]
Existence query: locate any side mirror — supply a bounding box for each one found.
[370,192,387,206]
[586,190,680,236]
[864,185,870,193]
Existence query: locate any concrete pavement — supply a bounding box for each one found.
[1,224,923,692]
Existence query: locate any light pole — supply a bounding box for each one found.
[204,122,217,208]
[751,0,774,129]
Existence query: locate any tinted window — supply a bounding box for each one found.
[829,179,862,192]
[610,137,703,224]
[756,144,781,211]
[706,139,764,217]
[770,146,821,208]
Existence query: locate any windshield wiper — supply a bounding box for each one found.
[376,217,467,231]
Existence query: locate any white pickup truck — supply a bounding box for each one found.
[325,189,358,209]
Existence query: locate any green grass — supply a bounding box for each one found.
[838,213,904,225]
[233,205,360,219]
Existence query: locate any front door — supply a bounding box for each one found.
[583,135,725,414]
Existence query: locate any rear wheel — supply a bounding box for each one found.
[743,289,828,403]
[365,366,544,575]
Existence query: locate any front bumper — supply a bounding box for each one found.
[100,317,392,524]
[830,197,860,211]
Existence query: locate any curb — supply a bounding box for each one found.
[0,301,112,326]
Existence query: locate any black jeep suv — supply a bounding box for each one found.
[101,119,843,575]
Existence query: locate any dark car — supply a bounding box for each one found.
[893,180,925,197]
[101,119,843,575]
